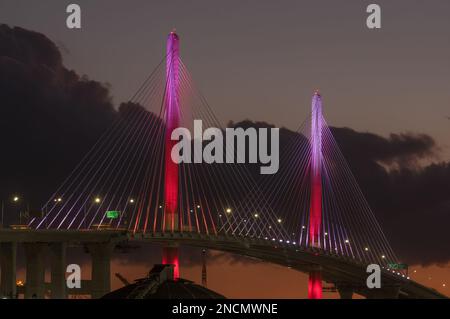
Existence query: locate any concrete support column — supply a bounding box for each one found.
[337,286,353,299]
[0,242,17,298]
[24,243,47,299]
[88,242,113,299]
[50,242,67,299]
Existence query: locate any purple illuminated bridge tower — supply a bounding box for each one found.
[308,91,323,299]
[162,31,181,278]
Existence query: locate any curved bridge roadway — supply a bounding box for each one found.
[135,232,446,299]
[0,229,446,299]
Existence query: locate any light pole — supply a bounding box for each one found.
[11,195,21,225]
[124,198,135,227]
[1,195,22,228]
[84,197,101,229]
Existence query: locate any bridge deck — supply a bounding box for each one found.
[0,229,445,299]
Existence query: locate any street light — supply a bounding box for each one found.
[6,195,24,225]
[82,197,101,230]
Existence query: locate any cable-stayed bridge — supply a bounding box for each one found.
[0,31,444,299]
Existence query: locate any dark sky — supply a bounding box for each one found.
[0,1,449,297]
[1,0,449,158]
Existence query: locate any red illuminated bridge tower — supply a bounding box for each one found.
[308,91,323,299]
[162,31,181,278]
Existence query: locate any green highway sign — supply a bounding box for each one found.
[387,263,408,270]
[106,210,120,219]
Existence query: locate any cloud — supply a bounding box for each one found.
[328,127,450,265]
[332,127,437,168]
[0,24,117,212]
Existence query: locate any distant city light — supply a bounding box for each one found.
[381,255,386,259]
[277,218,282,223]
[364,247,369,251]
[13,196,19,202]
[226,208,232,213]
[94,197,101,203]
[197,205,201,209]
[129,199,135,204]
[254,213,259,218]
[345,239,349,244]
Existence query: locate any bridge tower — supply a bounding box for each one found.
[162,30,181,278]
[308,90,323,299]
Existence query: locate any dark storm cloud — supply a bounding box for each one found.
[332,127,437,167]
[330,127,449,265]
[0,24,117,215]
